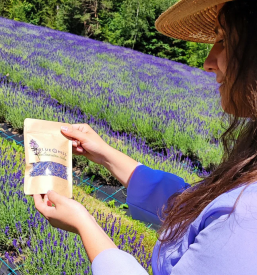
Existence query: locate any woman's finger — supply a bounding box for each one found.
[33,194,46,213]
[72,147,84,155]
[76,146,84,153]
[47,190,63,206]
[43,194,49,205]
[34,194,56,220]
[71,124,89,133]
[72,140,81,147]
[61,126,89,146]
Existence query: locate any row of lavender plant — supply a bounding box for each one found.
[0,76,202,184]
[0,137,154,274]
[0,17,224,167]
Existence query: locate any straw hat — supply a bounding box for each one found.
[155,0,233,44]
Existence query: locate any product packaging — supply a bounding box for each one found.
[24,118,72,198]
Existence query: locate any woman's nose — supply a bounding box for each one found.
[203,46,219,73]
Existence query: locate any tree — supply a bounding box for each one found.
[0,0,11,18]
[102,0,156,48]
[186,41,211,68]
[81,0,113,38]
[55,0,84,34]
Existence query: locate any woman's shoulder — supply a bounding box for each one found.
[207,181,257,209]
[197,182,257,229]
[152,183,257,274]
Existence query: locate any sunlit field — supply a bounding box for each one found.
[0,17,225,274]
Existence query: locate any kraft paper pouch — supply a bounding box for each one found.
[24,118,72,198]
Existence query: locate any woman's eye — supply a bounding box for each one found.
[215,38,225,48]
[218,39,225,45]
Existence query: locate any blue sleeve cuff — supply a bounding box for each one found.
[127,165,190,225]
[92,248,148,275]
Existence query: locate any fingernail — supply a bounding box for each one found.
[77,146,83,152]
[47,190,51,195]
[46,194,49,200]
[61,126,68,132]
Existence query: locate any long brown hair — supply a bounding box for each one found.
[159,0,257,246]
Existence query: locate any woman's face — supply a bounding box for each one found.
[204,4,228,112]
[204,4,251,118]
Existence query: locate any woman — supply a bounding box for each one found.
[34,0,257,274]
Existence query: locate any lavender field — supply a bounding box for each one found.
[0,17,224,169]
[0,77,202,184]
[0,138,154,274]
[0,16,225,274]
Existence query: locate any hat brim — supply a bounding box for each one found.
[155,0,233,44]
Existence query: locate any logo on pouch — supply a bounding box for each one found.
[29,139,40,156]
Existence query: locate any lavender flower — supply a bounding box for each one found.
[29,139,40,156]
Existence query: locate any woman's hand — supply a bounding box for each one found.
[61,123,139,188]
[33,190,117,262]
[61,124,112,165]
[33,190,92,234]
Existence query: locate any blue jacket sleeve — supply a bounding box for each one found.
[126,165,191,225]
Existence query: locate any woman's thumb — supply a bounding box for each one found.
[61,126,86,143]
[47,190,62,205]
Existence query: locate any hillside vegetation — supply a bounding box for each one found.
[0,0,211,68]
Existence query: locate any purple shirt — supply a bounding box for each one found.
[92,164,257,274]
